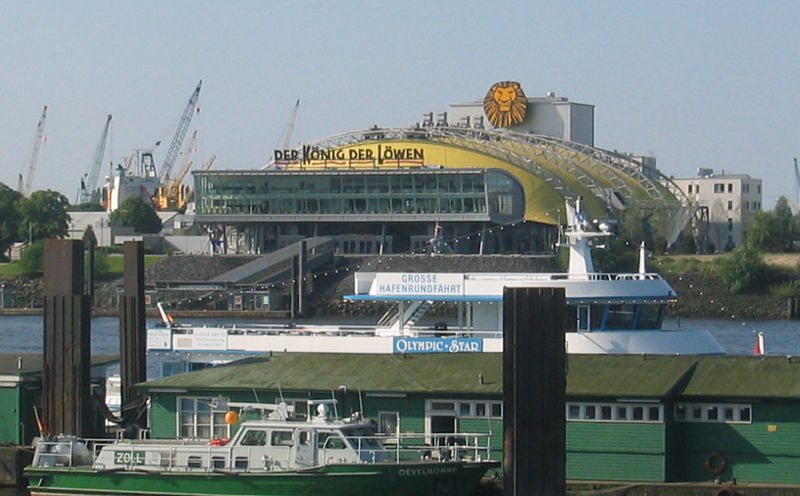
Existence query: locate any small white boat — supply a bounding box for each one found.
[26,399,498,496]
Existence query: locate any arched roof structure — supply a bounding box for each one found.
[282,126,693,244]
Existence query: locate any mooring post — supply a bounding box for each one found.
[503,287,568,496]
[42,239,92,437]
[118,241,147,431]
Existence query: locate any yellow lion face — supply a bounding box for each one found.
[492,86,518,112]
[483,81,527,128]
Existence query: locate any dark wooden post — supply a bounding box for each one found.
[503,287,568,496]
[43,239,92,437]
[118,241,147,429]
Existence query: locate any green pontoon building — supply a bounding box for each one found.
[140,353,800,484]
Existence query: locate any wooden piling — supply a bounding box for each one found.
[503,287,568,496]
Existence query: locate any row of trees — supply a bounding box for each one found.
[0,182,162,265]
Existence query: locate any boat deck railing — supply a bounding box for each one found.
[31,432,495,472]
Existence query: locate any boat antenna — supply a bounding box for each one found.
[358,389,364,417]
[330,390,339,419]
[252,387,261,404]
[277,384,285,403]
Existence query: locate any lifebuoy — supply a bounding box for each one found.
[209,438,230,446]
[704,451,727,475]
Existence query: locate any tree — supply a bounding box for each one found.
[0,182,23,257]
[746,211,787,252]
[109,196,162,233]
[18,240,44,277]
[15,189,71,243]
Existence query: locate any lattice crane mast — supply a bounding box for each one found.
[158,80,202,182]
[794,158,800,208]
[18,105,48,197]
[76,114,112,204]
[157,130,197,210]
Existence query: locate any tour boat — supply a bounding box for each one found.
[26,399,498,496]
[146,199,724,372]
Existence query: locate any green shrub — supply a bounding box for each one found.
[713,245,769,294]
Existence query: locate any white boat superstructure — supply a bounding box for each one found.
[147,200,724,368]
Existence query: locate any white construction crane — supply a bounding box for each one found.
[264,99,300,168]
[18,105,48,197]
[158,80,202,182]
[76,114,113,204]
[794,158,800,208]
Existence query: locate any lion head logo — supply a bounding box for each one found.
[483,81,527,128]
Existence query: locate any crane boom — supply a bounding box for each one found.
[77,114,113,204]
[20,105,48,196]
[158,80,202,181]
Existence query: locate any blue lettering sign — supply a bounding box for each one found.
[393,337,483,354]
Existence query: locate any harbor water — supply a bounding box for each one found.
[0,315,798,360]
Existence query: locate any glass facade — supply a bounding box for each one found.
[195,169,519,218]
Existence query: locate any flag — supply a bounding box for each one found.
[753,331,765,355]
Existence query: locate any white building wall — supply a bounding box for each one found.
[446,94,595,146]
[673,172,762,251]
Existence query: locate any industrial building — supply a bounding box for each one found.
[193,82,693,255]
[673,168,763,251]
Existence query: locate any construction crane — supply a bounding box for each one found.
[158,80,202,182]
[265,99,300,168]
[18,105,48,197]
[156,130,197,209]
[76,114,112,204]
[794,158,800,208]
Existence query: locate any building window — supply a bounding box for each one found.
[688,184,693,194]
[714,183,724,193]
[728,200,733,210]
[675,403,752,424]
[757,184,761,194]
[177,397,231,439]
[728,219,733,231]
[565,402,662,423]
[743,183,750,193]
[728,183,733,193]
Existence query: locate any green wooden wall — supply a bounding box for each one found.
[567,422,666,481]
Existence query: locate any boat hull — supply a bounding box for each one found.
[26,460,498,496]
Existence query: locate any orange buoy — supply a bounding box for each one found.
[224,410,239,425]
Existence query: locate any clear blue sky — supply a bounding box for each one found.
[2,1,798,207]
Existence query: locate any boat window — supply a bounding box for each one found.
[240,429,267,446]
[211,456,225,469]
[188,456,202,468]
[604,304,636,330]
[322,435,346,450]
[234,456,248,470]
[576,305,589,331]
[271,430,294,447]
[299,430,312,446]
[475,403,486,417]
[589,305,606,330]
[636,304,664,330]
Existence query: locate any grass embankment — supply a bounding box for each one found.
[654,253,800,320]
[0,255,164,278]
